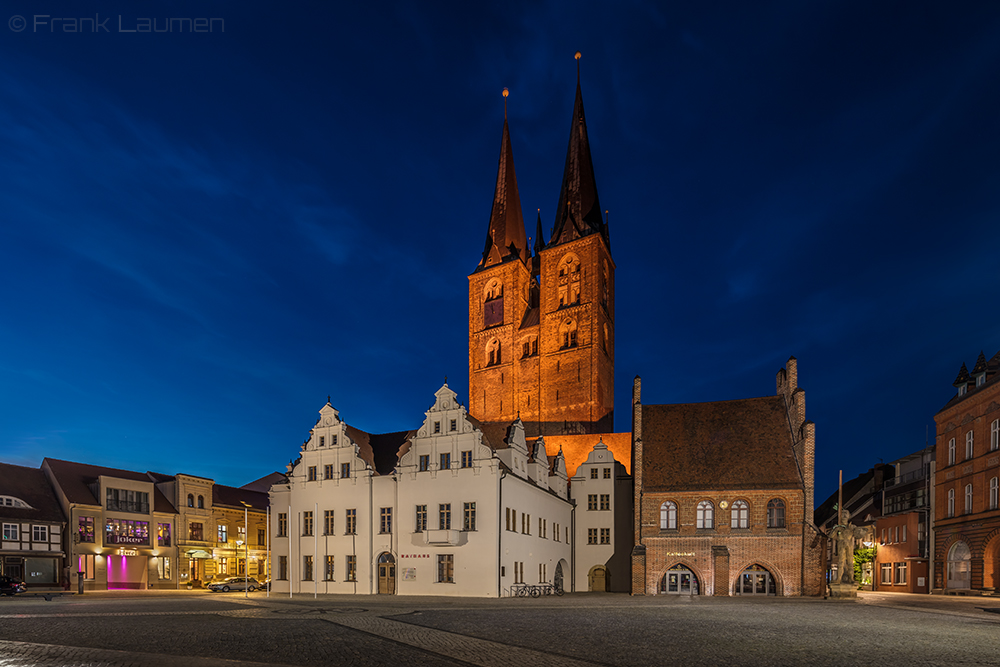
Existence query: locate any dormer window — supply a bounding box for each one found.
[978,375,986,387]
[959,385,967,396]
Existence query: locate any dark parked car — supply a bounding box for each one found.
[0,575,27,596]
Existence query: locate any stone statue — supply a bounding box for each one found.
[828,522,872,597]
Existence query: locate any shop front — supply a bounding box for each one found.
[106,548,148,590]
[104,519,151,590]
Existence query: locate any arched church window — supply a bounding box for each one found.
[484,280,502,301]
[559,319,578,349]
[558,254,580,277]
[602,259,609,308]
[187,494,194,508]
[521,336,537,358]
[486,339,501,367]
[483,280,504,327]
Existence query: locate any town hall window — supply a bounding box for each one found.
[767,499,785,528]
[966,431,974,460]
[696,501,714,529]
[660,501,677,530]
[731,500,749,529]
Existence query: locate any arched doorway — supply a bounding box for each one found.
[736,564,776,595]
[984,535,1000,590]
[377,552,395,594]
[554,560,567,593]
[947,541,971,590]
[660,564,699,595]
[588,565,607,592]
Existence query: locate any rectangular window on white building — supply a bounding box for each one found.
[32,525,47,542]
[438,554,454,583]
[3,523,18,541]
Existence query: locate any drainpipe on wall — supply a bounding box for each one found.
[368,465,374,595]
[498,468,506,598]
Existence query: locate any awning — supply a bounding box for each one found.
[186,550,213,559]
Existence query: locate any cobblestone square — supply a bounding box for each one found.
[0,591,998,666]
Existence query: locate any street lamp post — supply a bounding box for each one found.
[240,501,251,598]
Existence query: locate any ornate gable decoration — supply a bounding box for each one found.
[987,402,1000,414]
[417,384,475,438]
[304,402,353,452]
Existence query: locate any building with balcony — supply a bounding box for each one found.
[874,447,935,593]
[933,349,1000,594]
[42,458,178,591]
[269,383,574,596]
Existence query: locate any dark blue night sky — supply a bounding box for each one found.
[2,1,999,503]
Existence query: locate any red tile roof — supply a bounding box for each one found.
[641,396,802,492]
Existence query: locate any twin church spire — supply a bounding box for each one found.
[477,54,608,271]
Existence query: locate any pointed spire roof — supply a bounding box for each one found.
[534,209,546,256]
[972,351,988,375]
[549,53,608,251]
[953,362,970,387]
[477,92,528,271]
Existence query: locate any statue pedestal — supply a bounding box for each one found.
[828,582,858,599]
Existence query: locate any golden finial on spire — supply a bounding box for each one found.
[575,51,582,82]
[502,87,509,119]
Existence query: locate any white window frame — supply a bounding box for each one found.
[992,419,999,452]
[32,525,47,542]
[895,561,907,585]
[966,431,974,460]
[660,501,677,530]
[731,500,749,529]
[965,484,974,514]
[696,500,714,529]
[948,489,955,517]
[880,562,892,585]
[2,523,17,541]
[991,477,999,511]
[949,438,956,465]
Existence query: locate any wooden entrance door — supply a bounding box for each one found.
[589,566,606,592]
[378,562,395,594]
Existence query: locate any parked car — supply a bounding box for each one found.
[0,575,27,596]
[258,578,271,591]
[207,576,260,592]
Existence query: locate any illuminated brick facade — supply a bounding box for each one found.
[631,359,826,596]
[468,76,614,437]
[932,349,1000,593]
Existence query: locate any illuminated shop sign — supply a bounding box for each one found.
[117,548,139,556]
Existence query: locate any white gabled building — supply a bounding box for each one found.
[269,384,574,597]
[570,439,633,592]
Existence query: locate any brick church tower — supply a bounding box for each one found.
[469,60,615,436]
